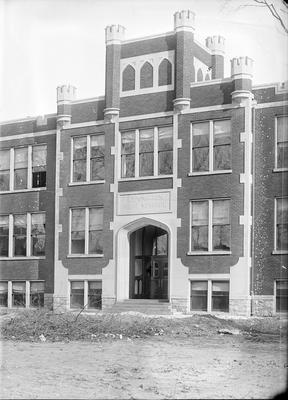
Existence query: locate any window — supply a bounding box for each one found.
[190,280,229,312]
[158,58,172,86]
[70,281,84,308]
[12,281,26,307]
[191,120,231,173]
[152,233,168,256]
[72,135,105,183]
[122,64,135,91]
[120,126,173,179]
[140,62,153,89]
[0,150,10,191]
[212,281,229,312]
[276,280,288,313]
[14,148,28,190]
[70,280,102,309]
[191,281,208,311]
[0,282,8,307]
[70,207,103,255]
[0,145,47,192]
[30,281,44,308]
[0,215,9,256]
[190,199,230,253]
[276,116,288,169]
[13,215,27,257]
[275,198,288,251]
[0,213,46,258]
[31,213,46,256]
[32,145,47,188]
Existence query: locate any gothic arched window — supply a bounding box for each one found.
[140,62,153,88]
[158,59,172,86]
[122,64,135,91]
[197,68,203,82]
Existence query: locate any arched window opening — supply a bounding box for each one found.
[158,59,172,86]
[140,62,153,89]
[205,73,210,81]
[197,68,203,82]
[122,65,135,91]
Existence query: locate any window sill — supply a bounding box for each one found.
[68,181,105,187]
[187,251,232,256]
[188,170,232,177]
[0,188,46,195]
[272,250,288,255]
[119,175,173,182]
[67,254,104,258]
[0,256,45,260]
[273,168,288,173]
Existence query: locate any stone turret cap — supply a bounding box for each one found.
[57,85,77,102]
[231,57,254,78]
[174,10,195,32]
[206,36,225,55]
[105,25,125,44]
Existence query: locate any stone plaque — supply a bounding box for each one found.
[117,191,171,215]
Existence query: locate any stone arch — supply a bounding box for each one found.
[122,64,135,91]
[158,58,172,86]
[140,61,153,88]
[197,68,203,82]
[116,217,171,300]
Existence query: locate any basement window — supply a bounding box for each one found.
[191,281,208,311]
[276,280,288,313]
[12,281,26,307]
[70,281,84,308]
[70,280,102,310]
[0,281,8,307]
[30,281,45,308]
[88,281,102,309]
[212,281,229,312]
[190,280,229,313]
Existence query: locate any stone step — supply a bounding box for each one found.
[105,299,172,315]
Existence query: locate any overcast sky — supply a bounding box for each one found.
[0,0,287,122]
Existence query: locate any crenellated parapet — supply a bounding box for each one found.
[205,36,225,55]
[56,84,76,127]
[105,24,125,45]
[231,56,253,79]
[174,10,195,32]
[56,85,77,103]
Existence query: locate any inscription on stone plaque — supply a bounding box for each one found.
[117,191,171,215]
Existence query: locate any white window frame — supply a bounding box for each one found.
[119,125,173,180]
[190,119,232,175]
[0,144,47,193]
[274,197,288,254]
[69,279,102,309]
[189,279,230,313]
[0,280,45,308]
[188,199,231,255]
[68,207,104,257]
[274,115,288,171]
[0,212,46,260]
[70,134,105,185]
[274,279,288,314]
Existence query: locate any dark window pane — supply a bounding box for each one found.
[12,281,26,307]
[14,148,28,189]
[91,135,105,158]
[192,122,209,147]
[91,158,105,181]
[191,282,208,311]
[140,152,153,176]
[0,216,9,257]
[158,127,173,151]
[73,137,87,160]
[121,154,135,178]
[30,282,45,308]
[0,150,10,191]
[32,145,47,188]
[213,225,230,251]
[88,281,102,309]
[121,132,135,154]
[193,147,209,171]
[159,151,173,175]
[212,281,229,312]
[158,59,172,86]
[0,282,8,307]
[70,281,84,308]
[31,213,46,256]
[276,281,288,312]
[277,224,288,250]
[213,120,231,145]
[277,142,288,169]
[191,226,208,251]
[14,215,26,256]
[214,144,231,170]
[14,169,27,190]
[73,160,86,182]
[32,171,46,188]
[276,199,288,250]
[0,171,10,191]
[89,231,103,254]
[139,129,154,152]
[122,65,135,91]
[71,208,85,254]
[140,62,153,89]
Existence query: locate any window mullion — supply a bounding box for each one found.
[135,129,139,178]
[27,213,31,257]
[8,214,13,257]
[154,127,158,176]
[208,200,213,251]
[209,121,213,172]
[27,145,32,189]
[86,136,90,182]
[85,208,89,254]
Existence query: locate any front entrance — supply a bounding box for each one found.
[129,225,168,300]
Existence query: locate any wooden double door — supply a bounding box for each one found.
[133,256,168,300]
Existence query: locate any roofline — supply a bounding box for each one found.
[0,113,57,126]
[122,31,174,44]
[71,95,105,105]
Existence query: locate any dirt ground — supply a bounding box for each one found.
[0,334,287,399]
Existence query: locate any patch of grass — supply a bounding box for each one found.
[0,310,286,342]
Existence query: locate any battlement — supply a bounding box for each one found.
[205,36,225,55]
[231,57,254,78]
[174,10,195,31]
[57,85,77,102]
[105,24,125,44]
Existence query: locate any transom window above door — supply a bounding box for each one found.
[120,126,173,179]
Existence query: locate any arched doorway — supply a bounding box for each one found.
[129,225,168,300]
